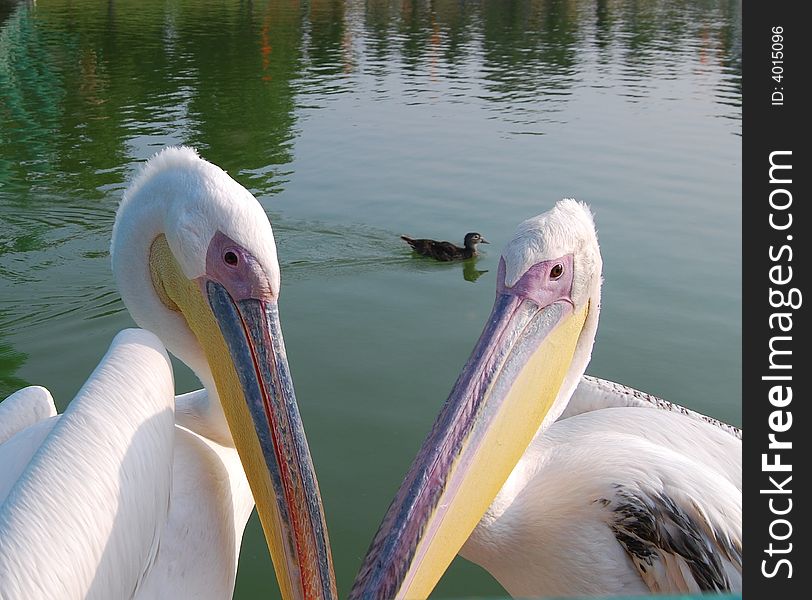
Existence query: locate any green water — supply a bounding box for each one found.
[1,0,741,597]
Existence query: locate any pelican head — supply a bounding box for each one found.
[351,199,602,599]
[111,147,336,600]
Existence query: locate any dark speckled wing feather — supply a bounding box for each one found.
[605,486,742,594]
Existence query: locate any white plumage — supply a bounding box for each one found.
[0,147,276,599]
[462,383,741,597]
[460,200,742,597]
[1,330,177,598]
[0,386,56,446]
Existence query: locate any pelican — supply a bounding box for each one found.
[350,199,741,598]
[0,147,336,600]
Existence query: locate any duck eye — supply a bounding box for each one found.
[224,251,239,266]
[550,263,564,279]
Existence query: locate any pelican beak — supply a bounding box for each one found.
[350,257,589,600]
[147,233,335,600]
[206,282,337,600]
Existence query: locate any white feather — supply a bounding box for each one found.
[0,148,277,599]
[0,386,56,446]
[462,406,741,597]
[0,330,174,600]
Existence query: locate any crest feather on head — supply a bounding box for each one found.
[502,199,599,289]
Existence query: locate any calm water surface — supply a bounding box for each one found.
[0,0,741,597]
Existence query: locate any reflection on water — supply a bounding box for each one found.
[0,330,28,395]
[1,0,740,597]
[1,0,741,200]
[462,259,488,282]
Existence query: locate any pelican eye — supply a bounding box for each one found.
[224,250,239,266]
[550,263,564,279]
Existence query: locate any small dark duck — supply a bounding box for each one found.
[401,232,489,261]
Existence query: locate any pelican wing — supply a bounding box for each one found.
[0,386,57,445]
[0,329,175,600]
[564,375,741,440]
[461,407,741,598]
[0,387,58,500]
[608,481,742,594]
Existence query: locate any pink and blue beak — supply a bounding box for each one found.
[202,232,337,600]
[350,255,590,600]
